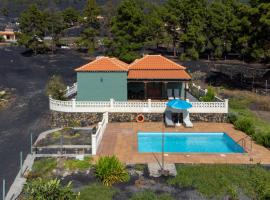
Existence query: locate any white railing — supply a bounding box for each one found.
[92,112,108,155]
[49,97,228,114]
[64,83,77,98]
[190,83,224,102]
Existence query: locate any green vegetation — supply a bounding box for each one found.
[76,0,100,54]
[79,183,117,200]
[223,89,270,147]
[0,35,4,42]
[62,7,80,28]
[200,86,216,102]
[168,164,270,199]
[15,0,270,62]
[95,155,130,186]
[45,75,66,100]
[130,191,174,200]
[23,178,79,200]
[28,158,56,179]
[64,157,93,171]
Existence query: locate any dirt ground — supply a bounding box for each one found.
[0,46,89,196]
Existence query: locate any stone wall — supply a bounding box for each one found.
[50,111,103,127]
[190,113,228,123]
[50,111,228,127]
[109,113,163,122]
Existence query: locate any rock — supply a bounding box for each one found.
[148,163,177,177]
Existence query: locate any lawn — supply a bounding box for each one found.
[25,157,270,200]
[168,164,270,199]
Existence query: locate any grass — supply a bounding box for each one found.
[79,183,117,200]
[51,129,80,139]
[130,191,174,200]
[218,89,270,147]
[29,158,56,179]
[168,164,270,199]
[63,156,93,171]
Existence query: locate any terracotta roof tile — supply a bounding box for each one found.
[75,56,128,72]
[128,69,191,80]
[129,55,186,70]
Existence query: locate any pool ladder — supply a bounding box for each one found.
[236,135,253,152]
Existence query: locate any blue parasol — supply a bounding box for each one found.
[166,99,192,110]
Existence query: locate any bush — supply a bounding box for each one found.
[23,178,79,200]
[200,86,215,102]
[234,117,255,136]
[253,131,270,148]
[45,75,66,100]
[228,112,238,124]
[28,158,56,179]
[95,155,129,186]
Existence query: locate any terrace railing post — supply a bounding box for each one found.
[110,99,114,110]
[2,179,5,200]
[92,134,97,155]
[72,98,76,112]
[225,99,229,113]
[103,112,109,123]
[148,99,151,110]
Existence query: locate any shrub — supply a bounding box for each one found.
[45,75,66,100]
[200,86,215,102]
[253,131,270,148]
[95,155,129,186]
[234,118,255,136]
[228,112,238,124]
[23,178,79,200]
[28,158,56,179]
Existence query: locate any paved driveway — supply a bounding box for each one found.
[0,47,88,196]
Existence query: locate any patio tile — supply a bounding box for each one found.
[97,122,270,164]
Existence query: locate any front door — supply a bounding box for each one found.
[147,82,162,99]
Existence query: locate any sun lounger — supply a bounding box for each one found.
[183,110,193,128]
[165,111,174,127]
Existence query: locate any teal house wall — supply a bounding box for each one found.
[77,72,127,101]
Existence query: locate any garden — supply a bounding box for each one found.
[20,156,270,200]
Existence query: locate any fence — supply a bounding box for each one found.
[64,82,77,98]
[189,83,224,102]
[92,112,108,155]
[49,97,228,114]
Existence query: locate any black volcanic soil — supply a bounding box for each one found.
[0,46,89,197]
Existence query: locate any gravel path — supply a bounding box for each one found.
[0,47,88,197]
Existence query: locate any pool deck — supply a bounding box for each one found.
[97,122,270,164]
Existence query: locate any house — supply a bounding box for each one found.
[0,27,16,42]
[75,55,191,101]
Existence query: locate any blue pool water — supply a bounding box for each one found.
[138,132,245,153]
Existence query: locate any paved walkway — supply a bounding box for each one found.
[98,122,270,164]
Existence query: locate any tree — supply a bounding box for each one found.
[78,0,100,54]
[45,75,66,100]
[62,7,80,28]
[107,0,148,63]
[206,0,241,59]
[1,7,9,17]
[23,178,79,200]
[18,4,47,54]
[144,3,169,49]
[44,10,65,52]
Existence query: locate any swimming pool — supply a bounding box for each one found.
[138,132,245,153]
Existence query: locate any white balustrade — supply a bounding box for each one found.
[49,97,228,114]
[92,112,108,155]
